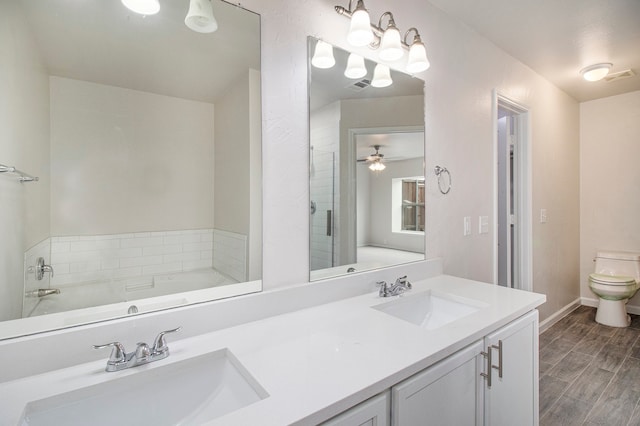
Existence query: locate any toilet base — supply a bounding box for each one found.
[595,298,631,327]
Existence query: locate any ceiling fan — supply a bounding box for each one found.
[357,145,386,171]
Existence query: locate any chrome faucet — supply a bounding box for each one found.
[378,275,412,297]
[93,327,181,372]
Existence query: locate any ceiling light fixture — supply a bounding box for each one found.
[185,0,218,33]
[369,159,386,171]
[580,63,612,82]
[121,0,160,15]
[335,1,430,75]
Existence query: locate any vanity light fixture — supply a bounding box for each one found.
[335,1,430,74]
[405,28,430,73]
[311,40,336,69]
[185,0,218,33]
[580,63,612,82]
[371,63,392,88]
[344,53,367,79]
[121,0,160,15]
[378,12,403,62]
[347,0,374,47]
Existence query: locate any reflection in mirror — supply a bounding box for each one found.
[0,0,261,339]
[308,37,425,281]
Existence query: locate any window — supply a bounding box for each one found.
[401,178,425,232]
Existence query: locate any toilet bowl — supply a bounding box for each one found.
[589,251,640,328]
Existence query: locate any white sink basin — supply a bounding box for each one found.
[373,290,487,330]
[19,349,268,425]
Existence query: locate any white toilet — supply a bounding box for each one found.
[589,251,640,327]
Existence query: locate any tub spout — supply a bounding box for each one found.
[26,288,61,297]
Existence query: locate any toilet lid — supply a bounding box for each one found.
[589,273,636,285]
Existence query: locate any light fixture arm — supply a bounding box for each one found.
[403,27,421,48]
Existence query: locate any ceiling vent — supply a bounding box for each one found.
[346,78,371,92]
[604,69,636,83]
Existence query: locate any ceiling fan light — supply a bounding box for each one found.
[580,63,612,82]
[185,0,218,33]
[369,160,386,171]
[311,40,336,69]
[344,53,367,79]
[121,0,160,15]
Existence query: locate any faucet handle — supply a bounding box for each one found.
[152,327,182,355]
[93,342,126,364]
[135,342,151,362]
[376,281,389,297]
[395,275,412,289]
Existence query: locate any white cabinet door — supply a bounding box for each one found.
[484,310,539,426]
[391,340,484,426]
[322,391,390,426]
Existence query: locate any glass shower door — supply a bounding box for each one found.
[309,148,335,271]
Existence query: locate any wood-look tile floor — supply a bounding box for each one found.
[539,306,640,425]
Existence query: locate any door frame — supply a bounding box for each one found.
[492,90,532,292]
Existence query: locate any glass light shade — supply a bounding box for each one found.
[185,0,218,33]
[406,41,430,73]
[369,161,386,171]
[121,0,160,15]
[580,63,612,82]
[348,9,374,47]
[371,64,392,88]
[311,40,336,69]
[344,53,367,79]
[378,26,403,62]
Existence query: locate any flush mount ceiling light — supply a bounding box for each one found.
[311,40,336,69]
[121,0,160,15]
[185,0,218,33]
[335,1,430,75]
[580,63,613,82]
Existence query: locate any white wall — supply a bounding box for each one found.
[240,0,580,322]
[368,157,425,252]
[580,90,640,307]
[50,77,215,236]
[0,2,50,321]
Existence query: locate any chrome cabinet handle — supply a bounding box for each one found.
[152,327,182,355]
[491,340,503,378]
[93,342,126,364]
[481,348,492,388]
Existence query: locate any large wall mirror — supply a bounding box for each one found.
[308,37,425,281]
[0,0,261,339]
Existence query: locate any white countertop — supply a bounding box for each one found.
[0,275,545,425]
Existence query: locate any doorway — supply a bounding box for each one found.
[494,92,532,291]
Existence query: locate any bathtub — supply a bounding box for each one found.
[28,268,237,318]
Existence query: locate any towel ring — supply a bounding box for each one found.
[434,166,451,195]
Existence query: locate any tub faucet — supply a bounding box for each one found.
[378,275,412,297]
[25,288,61,297]
[93,327,181,372]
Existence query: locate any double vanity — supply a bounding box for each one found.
[1,274,545,425]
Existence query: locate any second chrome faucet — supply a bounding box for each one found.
[93,327,181,372]
[378,275,412,297]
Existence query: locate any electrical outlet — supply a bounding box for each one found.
[464,216,471,236]
[479,216,489,234]
[540,209,547,223]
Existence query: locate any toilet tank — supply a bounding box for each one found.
[595,251,640,282]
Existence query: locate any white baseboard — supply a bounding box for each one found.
[581,296,640,315]
[539,298,581,333]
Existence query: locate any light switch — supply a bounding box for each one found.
[464,216,471,236]
[540,209,547,223]
[479,216,489,234]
